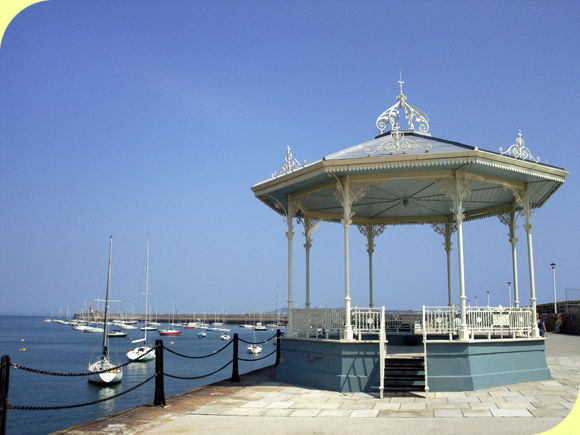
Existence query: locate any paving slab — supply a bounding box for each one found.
[265,401,293,409]
[290,408,321,417]
[462,409,493,417]
[400,402,427,410]
[350,409,379,418]
[374,402,401,410]
[427,402,470,409]
[490,408,533,417]
[433,409,463,418]
[318,409,352,417]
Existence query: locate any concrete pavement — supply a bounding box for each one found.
[57,333,580,434]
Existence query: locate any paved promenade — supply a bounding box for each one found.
[59,333,580,434]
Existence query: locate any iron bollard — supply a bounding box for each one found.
[275,329,281,367]
[154,340,165,407]
[230,333,240,382]
[0,355,10,435]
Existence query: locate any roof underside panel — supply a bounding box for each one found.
[260,173,561,223]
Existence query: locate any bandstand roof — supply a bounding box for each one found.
[252,85,568,226]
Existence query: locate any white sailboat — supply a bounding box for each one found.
[127,239,155,362]
[88,236,123,384]
[247,329,262,354]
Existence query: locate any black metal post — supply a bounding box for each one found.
[1,355,10,435]
[154,340,165,407]
[275,329,281,367]
[230,333,240,382]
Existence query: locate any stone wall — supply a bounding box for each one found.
[541,313,580,335]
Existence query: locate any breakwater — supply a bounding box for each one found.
[73,312,287,325]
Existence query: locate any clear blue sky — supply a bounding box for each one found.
[1,1,578,316]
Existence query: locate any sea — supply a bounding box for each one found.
[0,316,278,434]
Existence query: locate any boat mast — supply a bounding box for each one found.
[276,286,280,326]
[102,236,113,359]
[144,239,150,344]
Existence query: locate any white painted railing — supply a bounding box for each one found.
[291,306,388,339]
[423,305,535,339]
[352,306,386,399]
[352,307,384,336]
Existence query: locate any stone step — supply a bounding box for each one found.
[382,384,425,392]
[385,365,425,371]
[385,358,425,367]
[385,374,425,381]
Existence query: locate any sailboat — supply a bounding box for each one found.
[247,328,262,354]
[159,302,182,336]
[127,239,156,362]
[88,236,123,384]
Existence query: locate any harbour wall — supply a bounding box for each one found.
[73,311,287,325]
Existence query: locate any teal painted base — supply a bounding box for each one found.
[275,338,381,393]
[426,339,551,392]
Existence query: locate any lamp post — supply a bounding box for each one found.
[507,281,512,308]
[487,290,490,307]
[475,295,478,308]
[550,263,557,314]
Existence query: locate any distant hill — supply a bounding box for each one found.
[266,306,288,314]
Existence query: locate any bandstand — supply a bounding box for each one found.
[251,81,568,395]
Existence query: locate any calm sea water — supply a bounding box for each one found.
[0,316,277,434]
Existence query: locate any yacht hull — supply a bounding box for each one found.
[88,359,122,384]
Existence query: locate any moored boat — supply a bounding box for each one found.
[247,344,262,354]
[127,239,155,363]
[158,328,182,336]
[88,236,123,385]
[246,328,262,354]
[253,322,267,331]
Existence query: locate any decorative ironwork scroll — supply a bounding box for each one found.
[499,131,540,163]
[365,129,432,155]
[376,77,430,135]
[333,176,369,220]
[272,146,306,178]
[357,224,386,251]
[431,221,457,250]
[435,174,474,219]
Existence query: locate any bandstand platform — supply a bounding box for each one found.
[251,81,567,396]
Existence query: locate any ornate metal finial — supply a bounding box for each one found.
[376,77,430,135]
[272,145,306,178]
[499,131,540,163]
[398,71,405,95]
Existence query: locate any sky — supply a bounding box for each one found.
[0,0,579,316]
